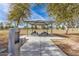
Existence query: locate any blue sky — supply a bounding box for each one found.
[0,4,9,22]
[30,4,49,20]
[0,3,51,23]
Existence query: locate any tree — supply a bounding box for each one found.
[8,3,30,43]
[8,3,30,28]
[47,3,79,34]
[0,22,3,29]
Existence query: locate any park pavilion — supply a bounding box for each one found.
[24,20,55,36]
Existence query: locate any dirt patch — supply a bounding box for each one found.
[53,38,79,56]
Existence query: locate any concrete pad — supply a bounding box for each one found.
[20,36,66,56]
[20,51,41,56]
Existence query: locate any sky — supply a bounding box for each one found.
[0,3,9,22]
[0,3,51,23]
[30,3,49,20]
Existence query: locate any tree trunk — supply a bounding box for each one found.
[16,20,19,28]
[66,27,69,34]
[65,21,70,35]
[15,19,20,43]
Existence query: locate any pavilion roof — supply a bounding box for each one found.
[24,20,55,25]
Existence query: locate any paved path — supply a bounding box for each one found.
[20,36,66,56]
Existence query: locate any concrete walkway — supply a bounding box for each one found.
[20,36,66,56]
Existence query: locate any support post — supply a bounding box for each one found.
[31,25,33,33]
[8,28,16,56]
[8,28,20,56]
[47,24,48,33]
[27,23,28,36]
[51,23,53,35]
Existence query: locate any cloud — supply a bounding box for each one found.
[30,9,46,20]
[31,4,49,20]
